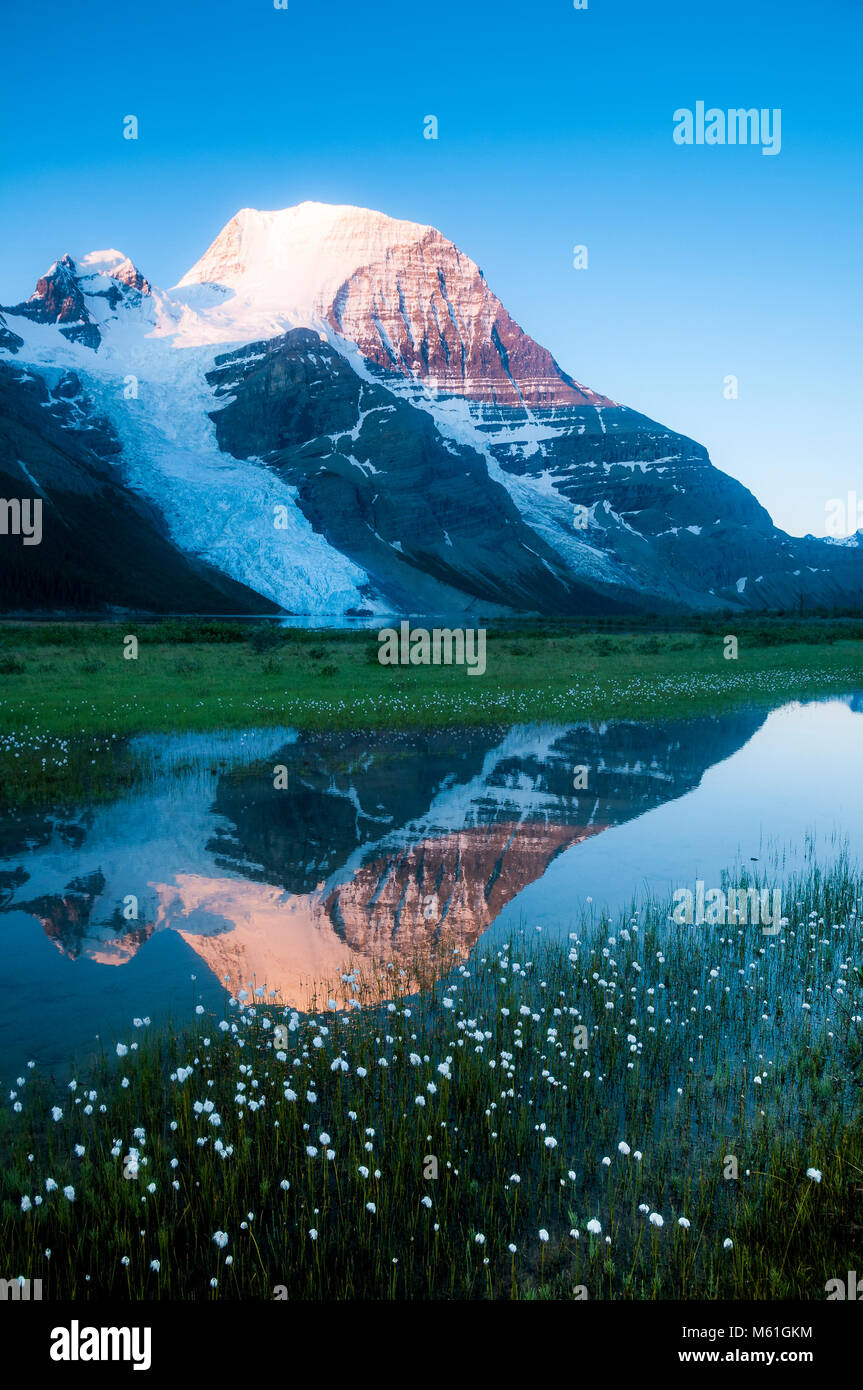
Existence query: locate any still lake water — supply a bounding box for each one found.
[1,693,861,1078]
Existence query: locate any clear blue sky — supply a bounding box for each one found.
[2,0,861,536]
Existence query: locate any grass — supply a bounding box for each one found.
[1,618,860,804]
[2,851,861,1300]
[1,623,861,743]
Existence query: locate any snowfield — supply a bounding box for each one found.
[6,306,375,615]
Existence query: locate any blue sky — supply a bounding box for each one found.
[2,0,861,536]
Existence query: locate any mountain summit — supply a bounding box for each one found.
[177,202,611,408]
[2,201,862,616]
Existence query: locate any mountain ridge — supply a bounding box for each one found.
[2,201,861,617]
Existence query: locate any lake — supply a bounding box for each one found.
[1,692,861,1079]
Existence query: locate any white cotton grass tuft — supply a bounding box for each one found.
[806,1167,822,1183]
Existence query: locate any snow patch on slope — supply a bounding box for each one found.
[7,322,376,614]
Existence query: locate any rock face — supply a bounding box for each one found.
[2,200,862,615]
[180,203,612,408]
[325,228,611,408]
[6,250,154,352]
[11,254,102,348]
[206,330,633,615]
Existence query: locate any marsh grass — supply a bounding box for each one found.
[1,623,861,746]
[2,854,861,1300]
[1,622,862,803]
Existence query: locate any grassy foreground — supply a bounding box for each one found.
[1,619,862,740]
[2,854,862,1300]
[2,618,860,804]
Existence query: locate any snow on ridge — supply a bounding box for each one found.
[175,202,437,317]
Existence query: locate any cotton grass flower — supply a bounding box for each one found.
[213,1231,228,1248]
[586,1218,602,1235]
[806,1167,822,1183]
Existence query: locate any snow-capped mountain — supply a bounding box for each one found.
[2,201,861,616]
[178,204,611,407]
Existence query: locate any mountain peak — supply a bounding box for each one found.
[177,201,434,302]
[79,249,151,294]
[177,201,612,408]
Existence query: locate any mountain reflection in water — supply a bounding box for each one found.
[0,712,767,1008]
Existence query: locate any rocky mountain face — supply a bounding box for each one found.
[1,201,860,615]
[179,204,611,406]
[205,330,632,615]
[323,229,611,408]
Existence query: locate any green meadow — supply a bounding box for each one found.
[2,618,862,734]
